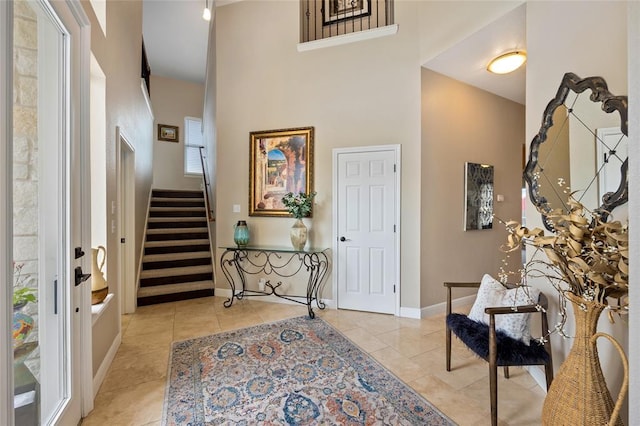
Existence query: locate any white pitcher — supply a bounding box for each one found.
[91,245,107,291]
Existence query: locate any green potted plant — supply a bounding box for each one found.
[13,263,36,310]
[13,287,37,310]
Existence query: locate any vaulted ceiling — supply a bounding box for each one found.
[142,1,525,104]
[423,5,526,105]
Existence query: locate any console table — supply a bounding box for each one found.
[219,246,330,318]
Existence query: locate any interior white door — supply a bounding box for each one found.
[335,147,399,314]
[118,130,136,314]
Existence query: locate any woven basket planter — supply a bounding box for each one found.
[542,292,628,425]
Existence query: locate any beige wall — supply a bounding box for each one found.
[215,0,423,305]
[82,0,154,376]
[420,69,524,307]
[212,0,534,310]
[150,75,204,190]
[526,1,628,420]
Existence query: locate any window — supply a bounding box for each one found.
[184,117,204,175]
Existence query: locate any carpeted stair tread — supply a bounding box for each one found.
[148,216,207,222]
[152,195,204,201]
[144,244,211,255]
[140,272,213,287]
[146,227,209,234]
[143,251,211,262]
[151,196,204,201]
[151,200,206,208]
[137,289,215,306]
[151,189,204,199]
[149,208,207,218]
[146,232,209,242]
[147,217,208,229]
[140,264,212,279]
[143,257,212,271]
[150,206,206,212]
[144,238,210,248]
[137,280,214,297]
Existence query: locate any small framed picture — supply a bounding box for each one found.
[323,0,371,25]
[158,124,179,142]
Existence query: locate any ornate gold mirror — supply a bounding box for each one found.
[524,73,628,230]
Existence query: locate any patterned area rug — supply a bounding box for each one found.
[163,316,454,425]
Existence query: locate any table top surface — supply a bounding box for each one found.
[220,245,329,254]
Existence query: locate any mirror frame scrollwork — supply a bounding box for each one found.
[524,72,628,231]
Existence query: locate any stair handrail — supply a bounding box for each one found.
[199,146,215,222]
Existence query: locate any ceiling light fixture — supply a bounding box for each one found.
[487,50,527,74]
[203,0,211,21]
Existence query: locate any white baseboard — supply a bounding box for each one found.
[92,332,121,398]
[214,288,474,321]
[215,287,336,310]
[399,307,421,319]
[525,365,549,392]
[420,294,476,318]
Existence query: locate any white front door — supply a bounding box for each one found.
[334,146,400,315]
[7,1,90,425]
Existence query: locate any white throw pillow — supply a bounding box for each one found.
[467,274,540,345]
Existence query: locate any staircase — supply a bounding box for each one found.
[137,189,215,306]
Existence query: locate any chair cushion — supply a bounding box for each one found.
[447,313,550,366]
[468,274,540,345]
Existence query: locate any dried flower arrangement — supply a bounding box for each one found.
[498,195,628,338]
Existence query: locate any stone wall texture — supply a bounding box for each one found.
[13,0,40,377]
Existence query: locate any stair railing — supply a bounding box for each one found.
[199,146,215,222]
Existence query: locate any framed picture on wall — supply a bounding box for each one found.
[464,162,494,231]
[158,124,179,142]
[249,127,314,217]
[323,0,371,25]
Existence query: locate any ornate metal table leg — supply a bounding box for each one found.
[313,251,328,310]
[220,249,248,308]
[302,251,329,318]
[233,250,247,300]
[220,249,236,308]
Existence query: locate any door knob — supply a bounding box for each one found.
[74,266,91,287]
[339,236,346,242]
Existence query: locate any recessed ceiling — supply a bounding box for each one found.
[423,4,526,105]
[142,0,211,84]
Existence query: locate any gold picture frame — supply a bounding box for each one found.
[158,124,179,142]
[249,127,314,217]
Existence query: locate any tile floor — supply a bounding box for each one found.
[81,296,545,425]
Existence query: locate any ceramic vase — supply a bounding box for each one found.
[91,245,108,305]
[234,220,250,247]
[541,292,627,425]
[290,218,307,250]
